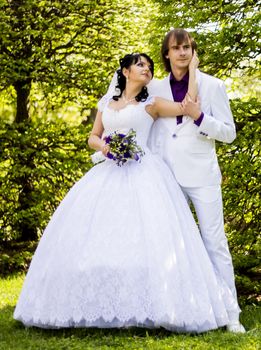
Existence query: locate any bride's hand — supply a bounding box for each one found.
[189,51,199,71]
[181,94,201,120]
[101,143,110,156]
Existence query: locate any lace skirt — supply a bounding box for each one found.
[14,154,239,332]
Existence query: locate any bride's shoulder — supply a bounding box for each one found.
[142,95,156,107]
[97,94,113,112]
[141,96,157,120]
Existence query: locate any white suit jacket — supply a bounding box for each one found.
[147,70,236,187]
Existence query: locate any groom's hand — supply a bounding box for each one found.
[189,51,199,71]
[181,95,201,121]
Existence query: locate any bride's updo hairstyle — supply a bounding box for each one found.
[113,53,154,102]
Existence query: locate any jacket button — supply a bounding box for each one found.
[172,133,177,138]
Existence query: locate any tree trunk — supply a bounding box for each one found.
[17,175,38,242]
[14,80,38,241]
[15,123,38,242]
[14,80,31,122]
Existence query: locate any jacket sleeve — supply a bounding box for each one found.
[197,81,236,143]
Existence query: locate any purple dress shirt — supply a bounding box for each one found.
[169,72,204,126]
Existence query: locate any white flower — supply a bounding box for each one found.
[91,151,106,165]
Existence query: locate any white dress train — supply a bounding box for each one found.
[14,98,240,332]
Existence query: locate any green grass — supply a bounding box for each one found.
[0,275,260,350]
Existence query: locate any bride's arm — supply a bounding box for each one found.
[187,53,198,101]
[88,111,110,156]
[146,53,199,119]
[181,53,202,121]
[147,98,183,119]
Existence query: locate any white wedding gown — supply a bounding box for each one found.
[14,97,239,332]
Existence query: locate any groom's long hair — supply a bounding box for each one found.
[161,29,197,72]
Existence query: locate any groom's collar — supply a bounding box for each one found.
[169,71,189,83]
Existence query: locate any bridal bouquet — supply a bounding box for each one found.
[104,129,145,166]
[91,129,145,166]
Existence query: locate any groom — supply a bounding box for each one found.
[148,28,245,333]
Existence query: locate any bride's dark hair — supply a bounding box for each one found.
[113,53,154,102]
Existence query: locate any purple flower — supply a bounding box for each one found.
[134,153,139,161]
[107,152,114,159]
[118,133,126,138]
[104,135,112,144]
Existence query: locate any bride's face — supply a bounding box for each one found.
[125,56,153,85]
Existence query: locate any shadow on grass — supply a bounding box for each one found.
[1,304,261,350]
[11,312,179,340]
[2,305,213,341]
[4,306,260,334]
[3,306,173,338]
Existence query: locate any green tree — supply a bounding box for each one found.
[0,120,92,243]
[0,0,156,241]
[149,0,260,79]
[0,0,155,123]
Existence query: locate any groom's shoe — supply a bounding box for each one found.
[226,321,246,333]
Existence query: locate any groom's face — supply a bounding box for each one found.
[165,36,193,71]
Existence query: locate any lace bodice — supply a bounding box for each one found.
[101,98,154,149]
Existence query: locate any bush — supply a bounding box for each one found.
[217,98,261,303]
[0,241,37,276]
[0,120,93,242]
[218,99,260,259]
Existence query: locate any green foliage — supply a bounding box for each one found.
[149,0,260,79]
[0,120,93,241]
[0,0,157,121]
[218,98,260,256]
[0,242,36,277]
[216,98,261,303]
[0,276,260,349]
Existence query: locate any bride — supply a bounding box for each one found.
[14,52,239,333]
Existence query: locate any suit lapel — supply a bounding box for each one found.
[162,75,173,100]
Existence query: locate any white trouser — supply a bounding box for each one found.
[180,184,240,321]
